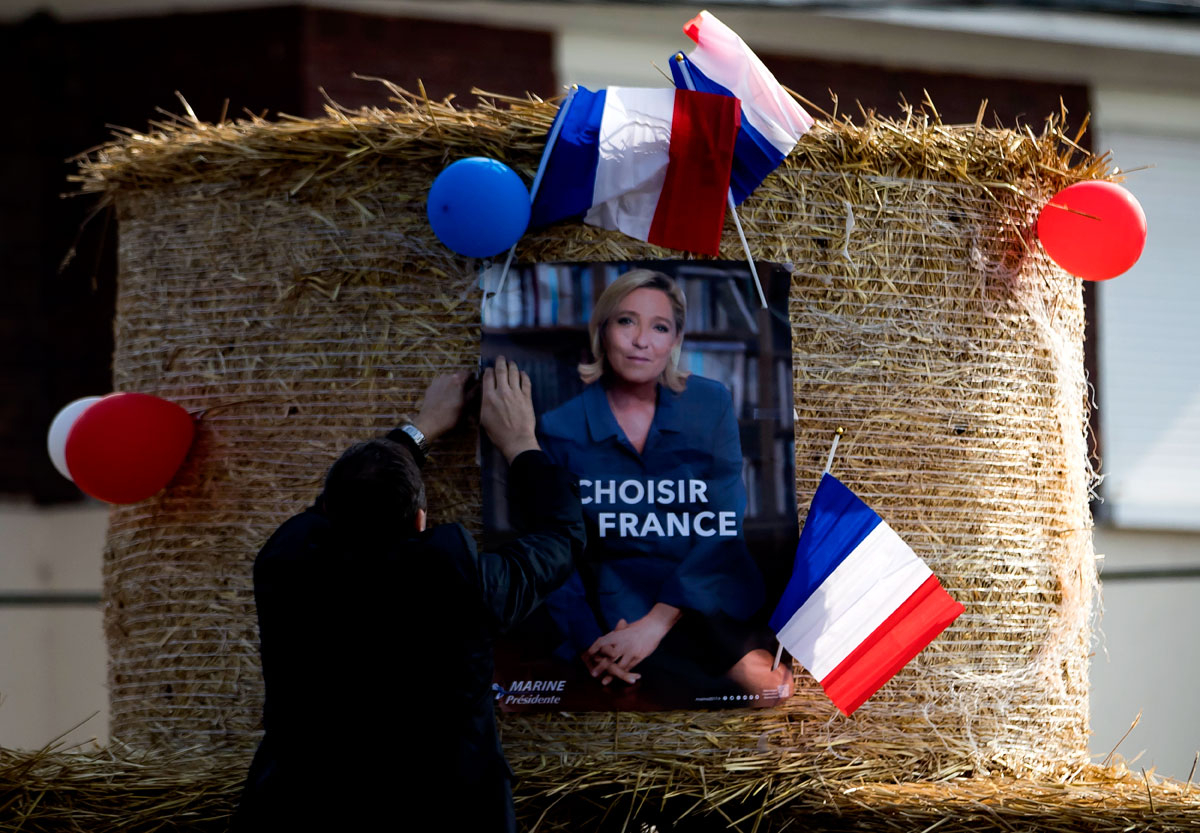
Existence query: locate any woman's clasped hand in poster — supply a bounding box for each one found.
[583,604,682,685]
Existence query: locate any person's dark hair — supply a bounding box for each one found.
[321,438,426,534]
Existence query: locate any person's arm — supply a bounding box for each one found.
[466,356,586,631]
[469,449,586,631]
[385,369,473,467]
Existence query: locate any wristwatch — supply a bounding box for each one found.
[391,420,430,467]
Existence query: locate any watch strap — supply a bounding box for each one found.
[387,421,429,468]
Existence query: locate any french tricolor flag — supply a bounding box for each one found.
[670,11,814,205]
[529,85,741,256]
[769,474,964,716]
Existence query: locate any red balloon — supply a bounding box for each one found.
[64,392,195,504]
[1037,180,1147,281]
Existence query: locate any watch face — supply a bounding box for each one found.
[405,424,429,450]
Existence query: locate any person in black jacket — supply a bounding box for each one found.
[233,356,585,832]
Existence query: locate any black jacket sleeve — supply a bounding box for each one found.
[465,448,586,632]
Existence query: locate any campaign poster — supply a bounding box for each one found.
[480,261,798,712]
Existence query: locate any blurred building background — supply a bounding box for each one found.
[1,0,1196,778]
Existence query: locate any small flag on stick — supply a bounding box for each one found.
[530,85,741,256]
[769,473,964,715]
[670,10,814,204]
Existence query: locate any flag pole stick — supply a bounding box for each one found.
[483,86,578,321]
[727,192,767,309]
[674,53,767,309]
[773,427,846,672]
[823,426,845,476]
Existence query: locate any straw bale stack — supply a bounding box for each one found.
[55,84,1175,829]
[3,745,1199,832]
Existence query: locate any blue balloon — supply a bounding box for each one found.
[426,157,531,258]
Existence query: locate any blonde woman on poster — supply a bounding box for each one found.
[538,269,792,707]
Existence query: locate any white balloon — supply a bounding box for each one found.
[47,396,102,481]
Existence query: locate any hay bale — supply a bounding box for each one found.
[4,746,1199,832]
[0,743,242,832]
[75,87,1102,790]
